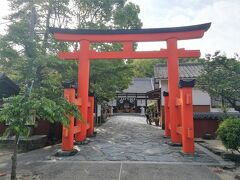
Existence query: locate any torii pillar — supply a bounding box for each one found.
[76,40,90,141]
[167,38,181,143]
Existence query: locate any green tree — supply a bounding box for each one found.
[0,2,142,178]
[113,2,142,29]
[1,0,142,104]
[132,59,165,78]
[0,1,142,177]
[73,0,142,102]
[197,52,240,112]
[90,60,134,102]
[0,83,81,180]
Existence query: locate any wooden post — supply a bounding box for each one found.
[75,40,90,142]
[167,38,182,144]
[163,91,170,136]
[179,80,195,154]
[62,88,75,151]
[87,96,94,137]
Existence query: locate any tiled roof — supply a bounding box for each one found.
[154,63,203,79]
[0,73,20,98]
[121,78,154,94]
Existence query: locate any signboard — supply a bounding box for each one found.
[97,104,101,117]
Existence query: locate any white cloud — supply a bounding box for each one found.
[1,0,239,57]
[0,1,9,20]
[129,0,240,57]
[186,0,240,56]
[0,0,10,35]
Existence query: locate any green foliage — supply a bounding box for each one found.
[0,1,141,178]
[113,2,142,29]
[132,59,164,77]
[197,52,240,112]
[72,0,142,102]
[0,92,81,137]
[193,112,240,120]
[74,0,142,29]
[217,118,240,152]
[0,0,142,104]
[90,60,134,102]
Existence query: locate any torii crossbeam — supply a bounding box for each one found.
[50,23,211,154]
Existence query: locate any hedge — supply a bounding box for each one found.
[193,112,240,120]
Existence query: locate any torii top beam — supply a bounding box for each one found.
[50,23,211,60]
[50,23,211,43]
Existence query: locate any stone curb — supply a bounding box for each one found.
[199,142,240,164]
[196,143,235,168]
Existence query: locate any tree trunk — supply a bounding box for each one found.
[231,101,240,112]
[11,134,19,180]
[42,1,53,53]
[226,98,240,113]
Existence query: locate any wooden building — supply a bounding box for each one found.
[0,73,20,134]
[0,73,20,105]
[108,78,155,113]
[154,63,240,138]
[154,63,211,113]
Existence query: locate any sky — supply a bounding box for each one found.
[0,0,240,57]
[129,0,240,57]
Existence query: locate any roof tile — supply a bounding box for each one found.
[154,63,203,79]
[121,78,154,94]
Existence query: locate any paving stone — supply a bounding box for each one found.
[0,115,228,179]
[68,115,219,163]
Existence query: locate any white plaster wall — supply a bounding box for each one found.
[211,108,238,112]
[160,80,211,106]
[137,99,146,106]
[192,89,211,105]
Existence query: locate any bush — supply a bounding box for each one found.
[217,118,240,152]
[194,112,240,120]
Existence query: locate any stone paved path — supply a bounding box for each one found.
[0,115,226,180]
[63,115,219,163]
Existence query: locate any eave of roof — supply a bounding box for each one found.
[0,73,20,98]
[120,78,154,94]
[49,23,211,35]
[146,88,161,100]
[154,63,203,79]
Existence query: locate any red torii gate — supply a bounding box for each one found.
[50,23,210,154]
